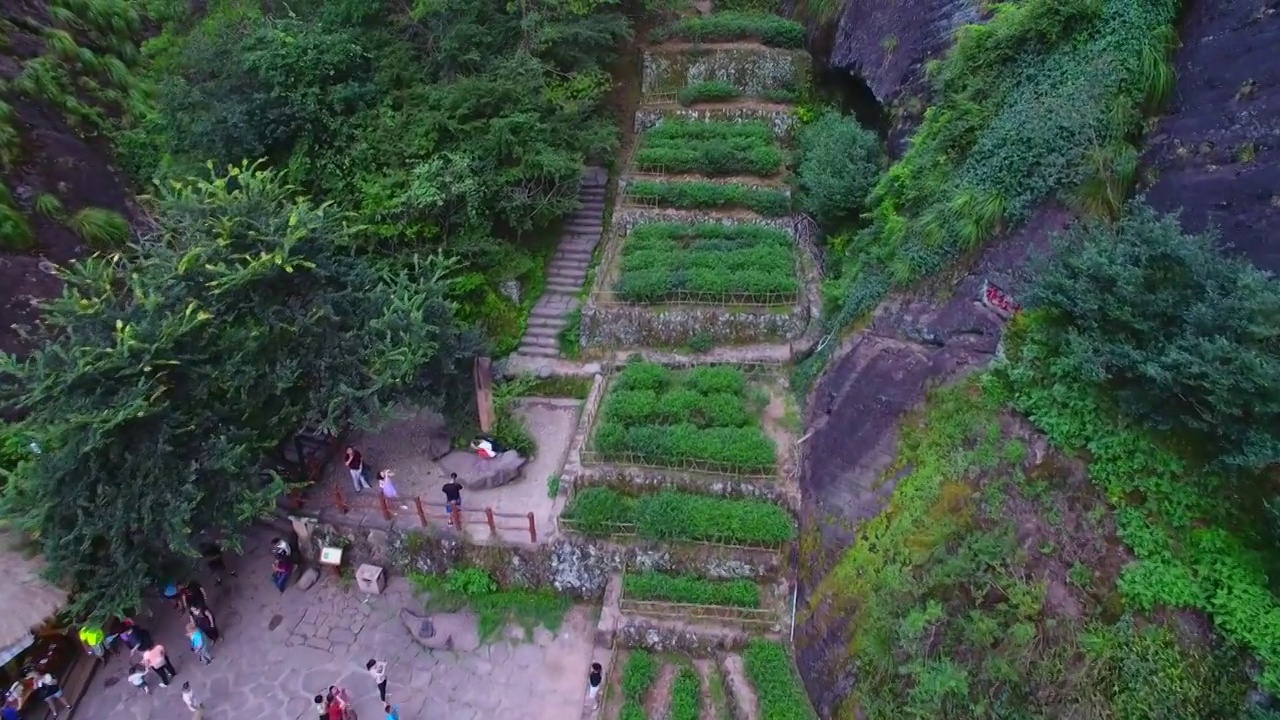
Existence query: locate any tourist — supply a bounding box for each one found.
[377,469,399,499]
[182,682,203,712]
[272,554,294,593]
[79,624,107,662]
[329,685,355,720]
[385,704,400,720]
[442,474,464,517]
[344,446,372,493]
[143,642,177,687]
[1,698,18,720]
[191,604,220,642]
[367,657,389,702]
[36,671,72,717]
[314,693,329,720]
[469,435,505,459]
[588,662,603,708]
[128,664,151,695]
[200,541,236,584]
[187,621,213,665]
[120,620,154,657]
[179,579,208,612]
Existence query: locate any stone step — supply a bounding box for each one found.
[566,220,603,229]
[548,272,587,284]
[550,256,589,266]
[518,345,560,358]
[522,334,558,347]
[557,249,593,260]
[528,315,568,328]
[546,282,582,294]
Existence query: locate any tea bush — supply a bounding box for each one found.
[620,648,657,719]
[653,12,806,48]
[743,640,818,720]
[615,223,798,304]
[635,120,784,177]
[670,665,702,720]
[627,179,791,216]
[677,79,799,106]
[795,109,882,229]
[593,362,777,472]
[562,488,795,546]
[624,571,762,608]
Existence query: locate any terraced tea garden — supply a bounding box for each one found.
[579,9,818,352]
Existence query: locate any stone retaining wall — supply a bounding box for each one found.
[634,105,797,138]
[643,47,811,97]
[569,466,794,510]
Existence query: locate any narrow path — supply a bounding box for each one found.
[518,167,608,358]
[647,662,679,718]
[693,659,720,720]
[720,654,760,720]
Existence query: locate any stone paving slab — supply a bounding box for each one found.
[71,532,597,720]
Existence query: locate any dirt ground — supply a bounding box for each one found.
[310,399,582,544]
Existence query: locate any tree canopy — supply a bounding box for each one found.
[1024,202,1280,471]
[0,164,482,619]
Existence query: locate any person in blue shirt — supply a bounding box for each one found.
[1,698,18,720]
[385,704,400,720]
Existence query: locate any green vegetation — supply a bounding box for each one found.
[561,487,795,546]
[615,223,798,304]
[0,165,482,619]
[794,110,882,229]
[408,567,571,642]
[742,640,818,720]
[66,207,131,248]
[559,306,583,358]
[652,12,805,49]
[624,571,762,608]
[0,199,33,250]
[802,0,1183,388]
[987,206,1280,693]
[670,664,701,720]
[676,80,799,106]
[593,363,777,473]
[34,193,64,218]
[627,179,791,216]
[635,120,784,177]
[711,0,783,12]
[621,649,658,720]
[521,375,594,399]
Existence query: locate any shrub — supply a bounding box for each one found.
[615,223,798,304]
[624,571,762,608]
[34,193,64,218]
[670,665,702,720]
[795,109,882,229]
[1026,203,1280,471]
[678,80,740,106]
[653,12,806,48]
[743,640,818,720]
[409,568,570,642]
[636,120,784,177]
[0,202,33,250]
[563,488,796,546]
[593,362,778,471]
[627,179,791,216]
[67,207,130,248]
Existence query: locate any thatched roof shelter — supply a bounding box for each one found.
[0,533,67,650]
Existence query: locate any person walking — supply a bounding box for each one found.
[272,554,294,593]
[587,662,603,709]
[384,705,400,720]
[127,664,151,695]
[179,580,208,612]
[344,446,371,493]
[143,642,177,687]
[182,682,203,712]
[200,542,236,584]
[79,624,107,663]
[314,694,329,720]
[120,621,154,658]
[442,474,463,517]
[36,672,72,717]
[187,622,213,665]
[366,658,389,703]
[191,604,220,642]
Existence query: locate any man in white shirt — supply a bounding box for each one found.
[367,658,389,703]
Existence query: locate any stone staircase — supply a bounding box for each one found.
[517,167,608,358]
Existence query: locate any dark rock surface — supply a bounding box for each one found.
[1142,0,1280,273]
[793,207,1071,717]
[819,0,980,143]
[439,449,528,489]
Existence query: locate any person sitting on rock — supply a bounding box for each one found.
[469,435,506,459]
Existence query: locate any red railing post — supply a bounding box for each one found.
[378,491,391,521]
[334,486,348,514]
[527,512,537,543]
[485,508,497,536]
[451,505,462,530]
[414,496,428,527]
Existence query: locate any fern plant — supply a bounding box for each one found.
[67,207,130,247]
[34,193,64,218]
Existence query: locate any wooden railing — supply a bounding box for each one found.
[331,486,539,543]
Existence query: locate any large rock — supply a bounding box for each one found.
[439,450,528,489]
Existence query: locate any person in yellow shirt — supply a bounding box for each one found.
[79,625,107,662]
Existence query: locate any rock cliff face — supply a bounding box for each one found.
[821,0,980,142]
[1142,0,1280,273]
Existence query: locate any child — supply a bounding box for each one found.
[181,682,202,712]
[385,704,400,720]
[127,665,150,695]
[377,469,398,499]
[587,662,603,709]
[187,623,213,665]
[315,694,328,720]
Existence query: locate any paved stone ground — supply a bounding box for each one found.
[308,400,581,545]
[72,531,597,720]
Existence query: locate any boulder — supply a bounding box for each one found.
[439,449,528,489]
